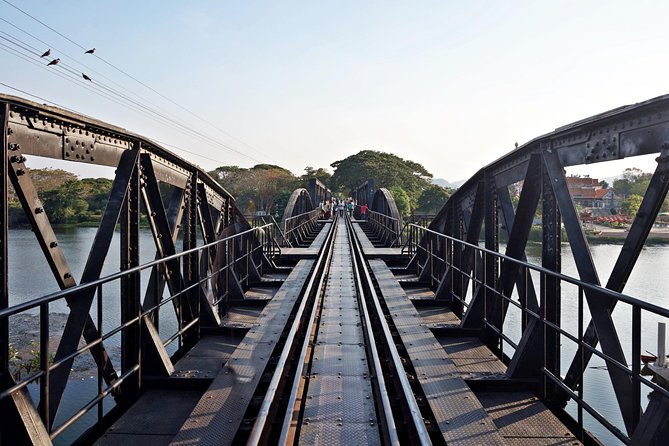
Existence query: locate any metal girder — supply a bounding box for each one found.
[181,172,200,346]
[142,185,184,318]
[47,146,140,427]
[563,147,669,401]
[140,156,198,339]
[451,182,484,324]
[496,184,539,315]
[543,149,639,435]
[482,155,542,344]
[541,156,561,384]
[120,148,141,403]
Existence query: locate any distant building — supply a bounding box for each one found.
[566,176,616,209]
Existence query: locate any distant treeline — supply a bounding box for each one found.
[9,151,459,228]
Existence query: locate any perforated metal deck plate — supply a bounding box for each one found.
[170,259,314,446]
[369,259,506,445]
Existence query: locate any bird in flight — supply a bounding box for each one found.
[82,73,92,81]
[85,48,95,54]
[40,49,50,58]
[47,58,60,66]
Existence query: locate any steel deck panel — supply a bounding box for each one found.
[172,335,242,379]
[416,306,460,327]
[309,222,332,248]
[170,259,314,446]
[477,392,580,444]
[299,219,380,446]
[438,337,508,377]
[310,344,368,377]
[369,259,506,445]
[95,390,201,445]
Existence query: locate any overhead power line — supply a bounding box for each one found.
[1,0,279,164]
[0,21,267,165]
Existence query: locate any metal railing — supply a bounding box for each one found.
[0,224,278,442]
[283,209,320,246]
[406,223,669,444]
[365,209,401,246]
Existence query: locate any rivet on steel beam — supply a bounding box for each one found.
[50,241,58,248]
[7,128,13,135]
[35,207,43,214]
[64,272,72,279]
[16,168,25,176]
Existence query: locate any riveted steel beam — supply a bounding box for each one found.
[47,146,140,427]
[543,149,639,435]
[119,145,141,403]
[563,146,669,405]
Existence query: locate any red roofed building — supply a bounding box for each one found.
[567,176,617,209]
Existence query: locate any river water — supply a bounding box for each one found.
[6,227,669,444]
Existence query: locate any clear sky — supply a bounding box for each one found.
[1,0,668,182]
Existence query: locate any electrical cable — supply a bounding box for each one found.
[1,0,277,164]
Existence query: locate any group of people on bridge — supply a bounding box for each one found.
[319,197,367,219]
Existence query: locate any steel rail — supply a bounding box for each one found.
[344,215,401,446]
[246,217,338,445]
[348,218,433,445]
[276,220,339,445]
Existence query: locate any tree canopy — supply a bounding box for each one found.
[330,150,433,205]
[417,184,454,214]
[209,164,298,216]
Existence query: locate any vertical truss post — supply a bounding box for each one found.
[48,146,139,427]
[182,172,200,347]
[541,152,561,398]
[543,148,638,435]
[119,144,141,404]
[483,171,498,338]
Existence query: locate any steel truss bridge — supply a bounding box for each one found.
[1,92,669,445]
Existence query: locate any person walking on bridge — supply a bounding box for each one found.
[361,203,368,220]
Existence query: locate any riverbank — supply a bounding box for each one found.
[8,313,98,380]
[586,224,669,244]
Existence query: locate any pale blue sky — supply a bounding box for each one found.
[1,0,668,181]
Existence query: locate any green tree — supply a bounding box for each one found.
[622,194,643,216]
[330,150,432,205]
[417,184,453,214]
[613,167,651,197]
[210,164,298,215]
[301,166,332,188]
[43,180,88,223]
[388,186,411,217]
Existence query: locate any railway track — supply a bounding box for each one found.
[231,216,438,445]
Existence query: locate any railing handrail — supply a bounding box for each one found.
[407,223,669,317]
[0,223,275,320]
